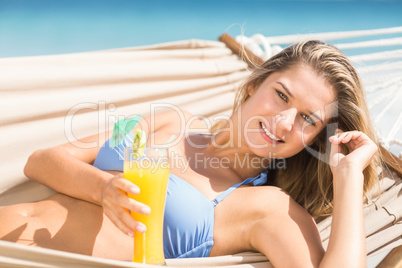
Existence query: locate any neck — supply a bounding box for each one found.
[182,109,269,180]
[202,129,269,180]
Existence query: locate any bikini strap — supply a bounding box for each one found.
[211,170,268,207]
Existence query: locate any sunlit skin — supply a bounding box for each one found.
[0,62,376,267]
[238,64,336,159]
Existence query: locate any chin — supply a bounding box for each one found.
[249,147,279,159]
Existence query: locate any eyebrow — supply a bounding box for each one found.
[277,82,323,124]
[277,82,294,98]
[308,111,324,124]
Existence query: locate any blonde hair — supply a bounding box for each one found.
[213,40,381,217]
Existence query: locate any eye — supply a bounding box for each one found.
[302,114,316,126]
[276,90,288,103]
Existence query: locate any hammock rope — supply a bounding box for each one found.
[248,26,402,46]
[335,37,402,50]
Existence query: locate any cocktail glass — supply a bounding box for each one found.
[124,147,169,265]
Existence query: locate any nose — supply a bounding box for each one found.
[275,108,297,133]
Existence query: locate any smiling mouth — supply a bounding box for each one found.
[260,122,284,143]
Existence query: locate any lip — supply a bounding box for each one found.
[260,122,284,144]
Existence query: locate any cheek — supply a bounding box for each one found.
[292,127,318,148]
[250,94,279,116]
[300,125,326,147]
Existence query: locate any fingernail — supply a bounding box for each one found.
[137,224,146,233]
[129,187,139,194]
[127,231,134,237]
[141,206,151,214]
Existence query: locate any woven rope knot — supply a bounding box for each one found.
[236,34,282,61]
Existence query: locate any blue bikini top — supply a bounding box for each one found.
[93,133,268,258]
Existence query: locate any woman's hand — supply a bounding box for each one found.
[329,129,378,174]
[319,130,375,268]
[100,174,151,237]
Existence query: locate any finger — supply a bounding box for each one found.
[329,135,344,167]
[119,193,151,215]
[115,207,148,233]
[328,135,341,144]
[124,214,147,233]
[340,131,363,144]
[328,129,344,144]
[103,181,151,215]
[105,209,135,237]
[331,131,378,170]
[112,176,140,195]
[105,206,148,235]
[339,131,373,152]
[330,131,362,145]
[340,132,351,143]
[342,132,364,152]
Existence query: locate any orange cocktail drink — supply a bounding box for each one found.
[124,147,169,265]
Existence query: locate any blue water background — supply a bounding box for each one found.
[0,0,402,58]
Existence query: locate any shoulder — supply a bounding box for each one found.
[241,186,324,266]
[242,186,315,229]
[222,185,306,225]
[240,185,292,209]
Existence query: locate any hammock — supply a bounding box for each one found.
[0,26,401,267]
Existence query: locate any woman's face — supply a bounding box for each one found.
[241,64,336,159]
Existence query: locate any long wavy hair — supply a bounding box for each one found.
[212,40,381,217]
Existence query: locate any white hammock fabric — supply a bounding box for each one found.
[0,27,401,267]
[0,39,247,201]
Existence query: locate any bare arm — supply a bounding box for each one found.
[250,130,377,268]
[23,133,113,205]
[23,109,194,236]
[22,109,175,204]
[23,117,155,236]
[248,187,325,268]
[319,130,377,267]
[319,168,365,267]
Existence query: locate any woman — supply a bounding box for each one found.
[0,40,380,267]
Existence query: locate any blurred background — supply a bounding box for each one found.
[1,0,402,58]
